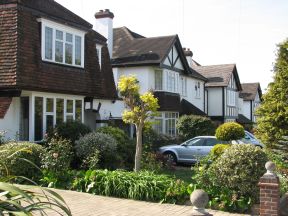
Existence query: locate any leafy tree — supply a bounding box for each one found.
[176,115,216,140]
[118,75,159,172]
[256,39,288,155]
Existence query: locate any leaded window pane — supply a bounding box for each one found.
[45,27,53,60]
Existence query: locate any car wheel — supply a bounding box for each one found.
[164,152,177,164]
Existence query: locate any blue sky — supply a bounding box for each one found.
[56,0,288,91]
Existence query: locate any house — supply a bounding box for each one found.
[239,83,262,123]
[94,10,207,136]
[193,64,242,124]
[0,0,118,141]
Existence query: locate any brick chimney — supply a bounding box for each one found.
[183,48,193,67]
[94,9,114,58]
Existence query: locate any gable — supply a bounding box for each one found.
[163,45,184,71]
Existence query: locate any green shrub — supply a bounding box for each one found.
[48,121,91,143]
[41,137,73,174]
[210,144,231,159]
[176,115,216,140]
[96,126,135,169]
[143,128,182,152]
[215,122,245,141]
[75,132,118,169]
[0,142,45,180]
[193,144,267,212]
[71,169,189,204]
[209,144,267,201]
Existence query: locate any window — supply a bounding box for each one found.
[227,90,236,106]
[40,18,85,67]
[186,138,205,146]
[195,81,201,98]
[180,77,187,96]
[96,44,102,68]
[34,96,83,140]
[154,69,179,93]
[155,70,163,90]
[153,112,179,136]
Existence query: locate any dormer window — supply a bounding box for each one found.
[40,18,85,68]
[96,44,102,68]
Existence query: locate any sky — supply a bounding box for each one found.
[56,0,288,91]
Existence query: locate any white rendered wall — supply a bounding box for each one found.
[0,97,20,141]
[94,17,113,58]
[113,66,154,94]
[184,77,205,111]
[207,88,223,116]
[238,97,244,114]
[95,99,124,120]
[243,101,251,120]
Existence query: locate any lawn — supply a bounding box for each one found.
[158,165,196,184]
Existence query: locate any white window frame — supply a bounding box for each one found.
[32,94,84,140]
[39,18,85,68]
[154,69,163,90]
[96,44,102,68]
[195,81,201,98]
[180,76,187,96]
[153,112,179,136]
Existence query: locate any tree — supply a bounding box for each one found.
[256,39,288,154]
[176,115,216,140]
[118,75,159,171]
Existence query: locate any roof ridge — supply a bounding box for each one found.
[195,63,236,68]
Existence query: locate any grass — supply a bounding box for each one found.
[157,165,196,184]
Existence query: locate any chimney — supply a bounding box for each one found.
[95,9,114,58]
[183,48,193,67]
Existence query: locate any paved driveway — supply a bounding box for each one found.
[40,188,250,216]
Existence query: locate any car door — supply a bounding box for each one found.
[203,138,220,156]
[177,138,206,162]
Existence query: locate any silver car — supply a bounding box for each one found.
[241,131,264,147]
[158,136,225,164]
[159,134,263,164]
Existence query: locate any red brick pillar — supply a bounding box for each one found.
[258,161,280,216]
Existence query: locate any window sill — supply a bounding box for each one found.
[42,59,84,69]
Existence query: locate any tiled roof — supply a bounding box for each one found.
[112,27,176,66]
[192,64,242,90]
[237,114,253,124]
[0,97,12,119]
[240,83,262,101]
[180,99,207,116]
[13,0,92,30]
[0,6,17,88]
[0,1,117,100]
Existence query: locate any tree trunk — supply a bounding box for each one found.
[134,124,143,172]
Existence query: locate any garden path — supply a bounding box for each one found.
[40,188,251,216]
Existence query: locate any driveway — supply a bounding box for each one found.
[38,188,250,216]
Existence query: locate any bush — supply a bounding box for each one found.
[75,132,118,169]
[47,121,91,143]
[210,144,231,159]
[0,142,45,180]
[215,122,245,141]
[71,169,189,204]
[41,137,73,174]
[143,128,182,152]
[96,126,135,169]
[210,144,267,201]
[193,144,267,212]
[176,115,216,140]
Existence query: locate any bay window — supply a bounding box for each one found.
[40,18,85,67]
[34,96,83,141]
[154,69,179,93]
[154,112,179,136]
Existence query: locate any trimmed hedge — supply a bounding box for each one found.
[0,142,45,180]
[215,122,245,141]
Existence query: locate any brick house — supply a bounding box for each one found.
[0,0,118,141]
